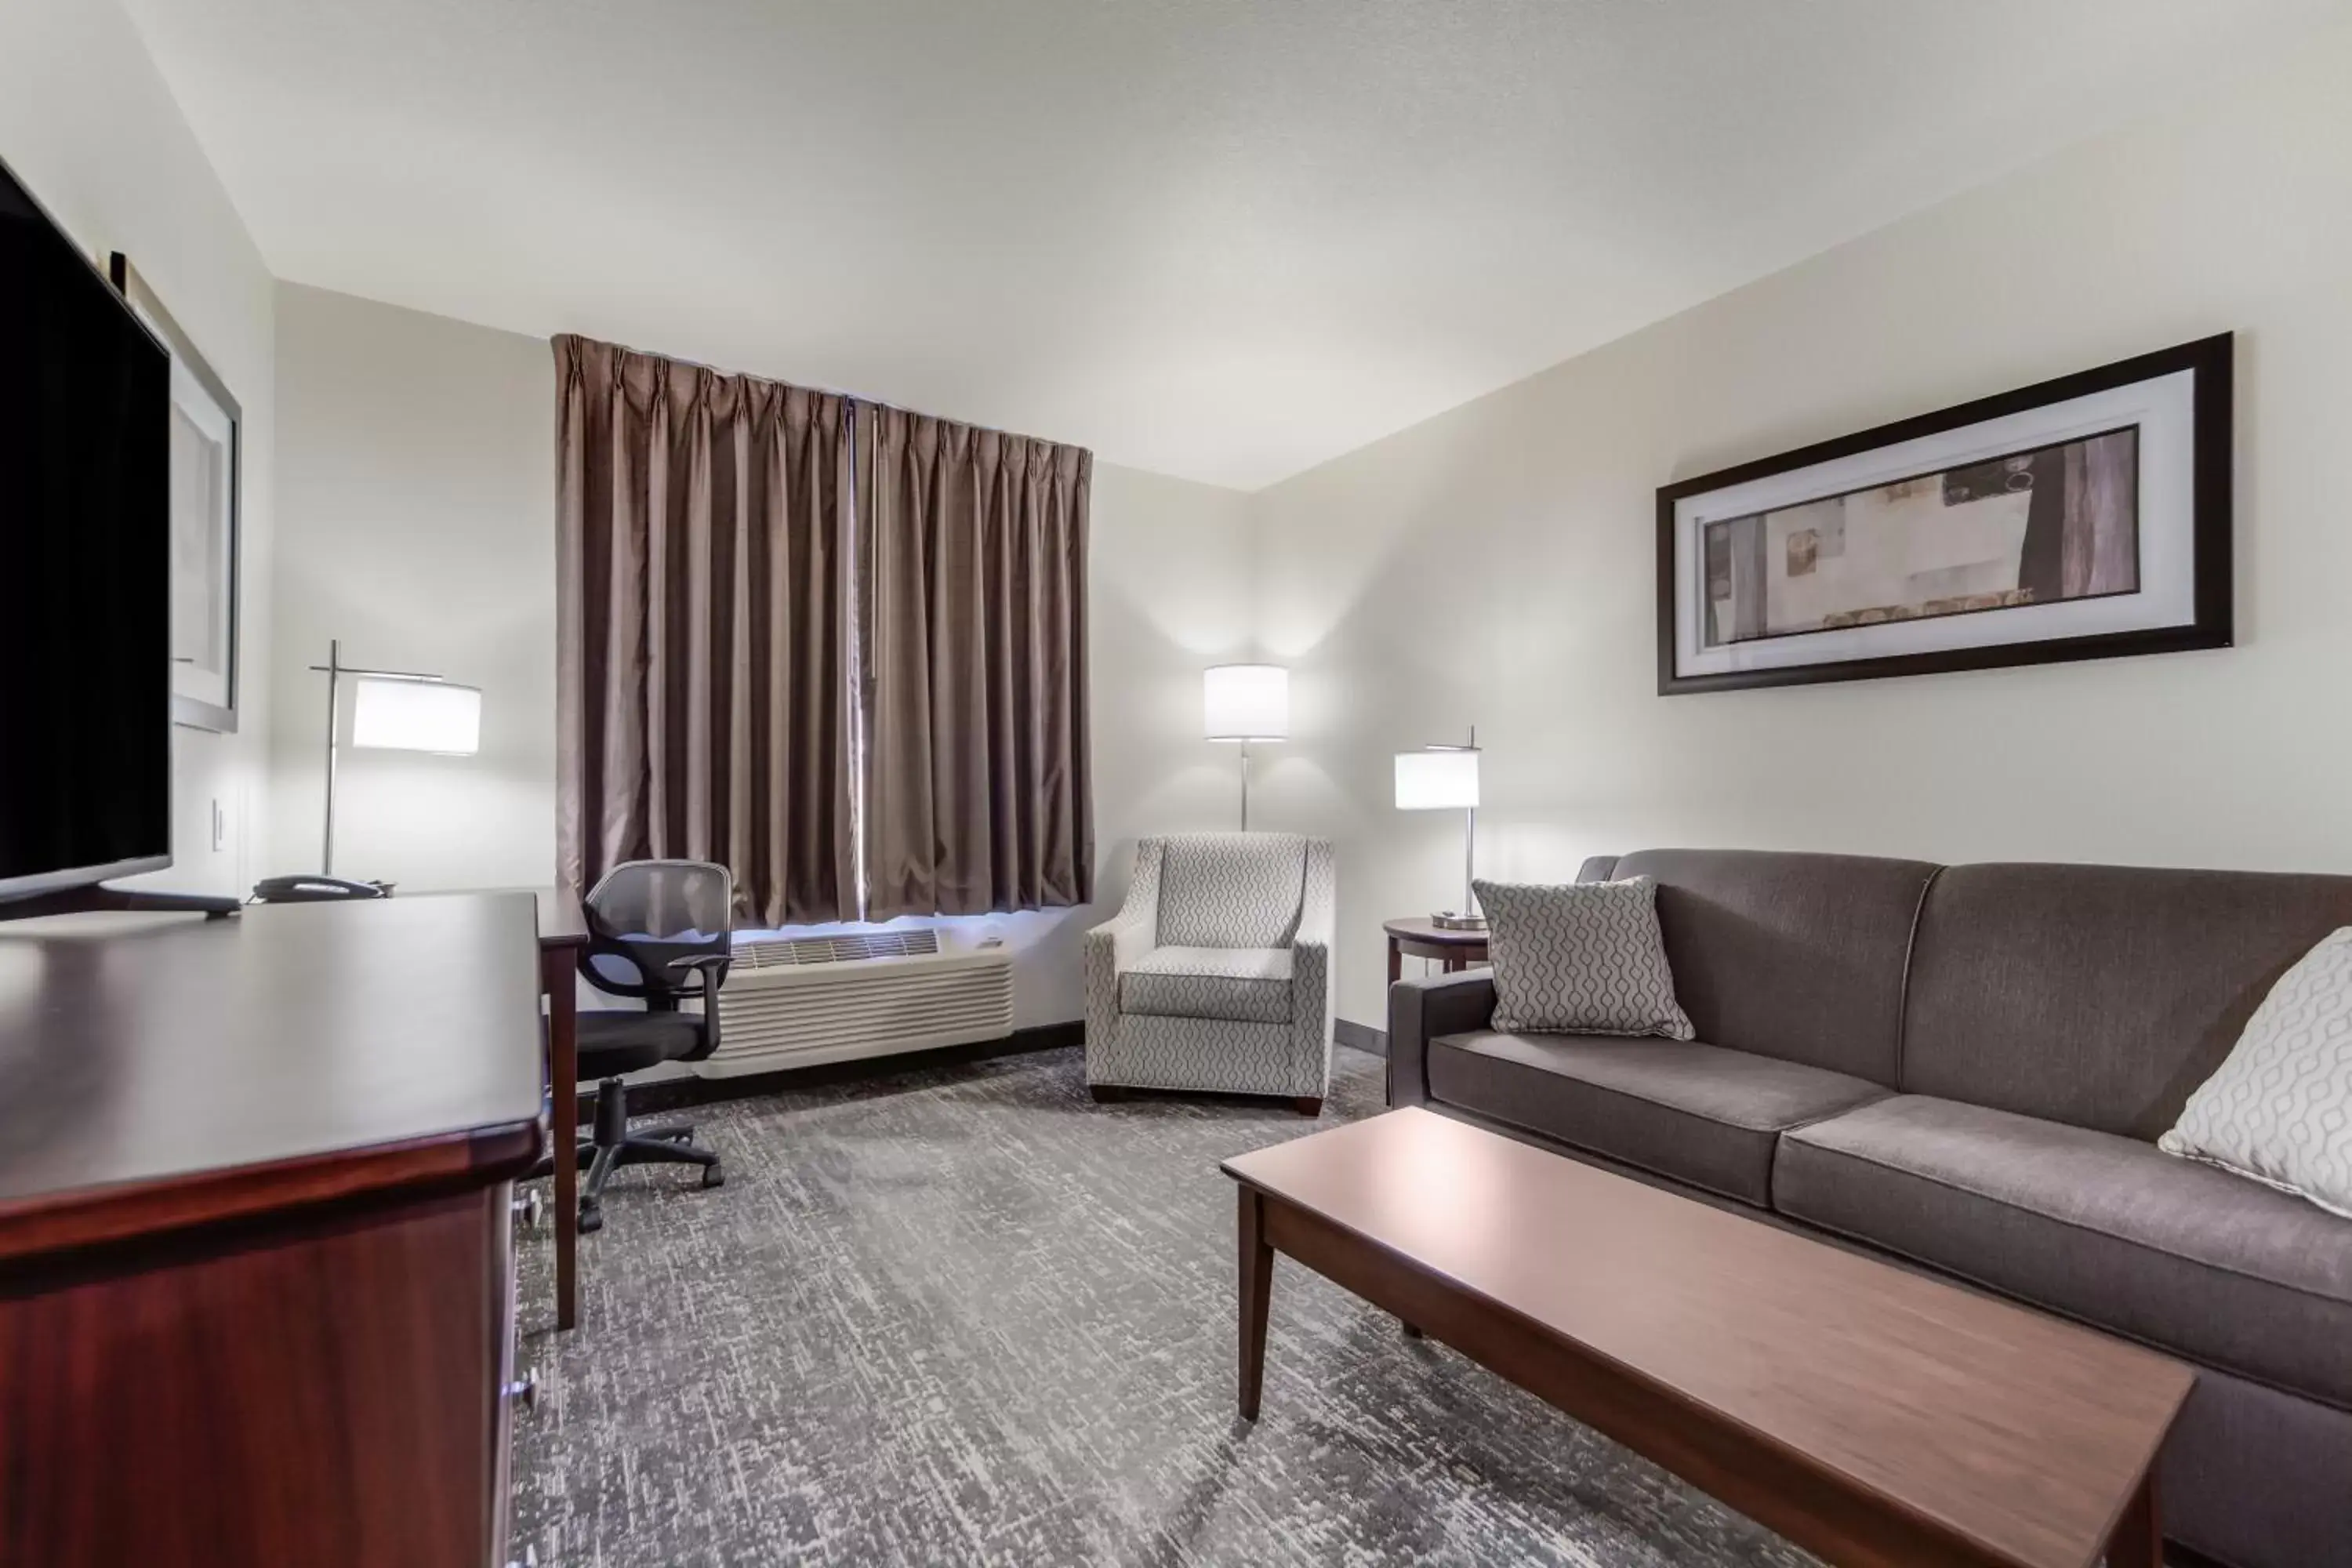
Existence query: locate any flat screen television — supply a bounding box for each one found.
[0,154,173,903]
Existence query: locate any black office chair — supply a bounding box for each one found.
[554,858,734,1233]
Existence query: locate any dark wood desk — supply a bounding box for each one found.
[534,886,588,1332]
[1383,916,1490,984]
[0,895,546,1567]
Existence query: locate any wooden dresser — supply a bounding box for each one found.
[0,894,546,1568]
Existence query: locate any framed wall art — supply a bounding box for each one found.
[111,252,242,733]
[1656,334,2231,695]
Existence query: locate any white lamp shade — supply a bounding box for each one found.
[1203,664,1288,741]
[351,677,482,754]
[1394,748,1479,810]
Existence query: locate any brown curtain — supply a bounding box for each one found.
[862,408,1093,919]
[555,335,856,924]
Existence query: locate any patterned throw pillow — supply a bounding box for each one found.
[2160,927,2352,1218]
[1472,877,1695,1040]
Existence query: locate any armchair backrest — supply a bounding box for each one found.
[1154,833,1312,949]
[579,858,735,1011]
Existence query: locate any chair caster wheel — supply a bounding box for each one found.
[700,1166,725,1190]
[578,1203,604,1236]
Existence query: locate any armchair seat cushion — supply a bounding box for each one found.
[1122,946,1294,1024]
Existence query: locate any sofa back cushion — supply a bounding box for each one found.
[1900,862,2352,1140]
[1155,833,1306,949]
[1599,849,1936,1083]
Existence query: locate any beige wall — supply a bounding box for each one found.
[1034,461,1256,1024]
[263,22,2352,1035]
[270,284,557,889]
[267,283,1255,1023]
[1250,25,2352,1029]
[1,0,278,901]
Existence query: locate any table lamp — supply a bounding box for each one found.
[1395,729,1483,929]
[312,639,482,876]
[1203,663,1288,831]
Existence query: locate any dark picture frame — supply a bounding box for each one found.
[111,251,242,734]
[1655,334,2232,695]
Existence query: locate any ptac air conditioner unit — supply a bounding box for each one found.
[699,926,1014,1076]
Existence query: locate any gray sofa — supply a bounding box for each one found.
[1388,848,2352,1568]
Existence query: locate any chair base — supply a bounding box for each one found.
[527,1076,722,1233]
[1088,1083,1322,1118]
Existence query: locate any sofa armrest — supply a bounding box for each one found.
[1387,969,1497,1107]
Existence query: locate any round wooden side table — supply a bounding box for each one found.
[1383,916,1491,984]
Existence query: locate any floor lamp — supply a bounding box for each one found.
[311,639,483,877]
[1203,664,1288,832]
[1395,729,1483,929]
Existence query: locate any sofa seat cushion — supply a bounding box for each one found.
[1121,946,1293,1024]
[1425,1031,1887,1206]
[1777,1094,2352,1411]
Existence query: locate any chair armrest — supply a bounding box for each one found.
[1296,837,1337,947]
[1084,840,1171,1070]
[666,953,730,1057]
[1084,909,1157,975]
[1387,969,1497,1108]
[1086,837,1164,974]
[668,953,731,989]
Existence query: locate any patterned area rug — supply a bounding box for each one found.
[513,1046,1815,1567]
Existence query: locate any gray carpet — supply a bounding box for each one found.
[512,1046,1817,1567]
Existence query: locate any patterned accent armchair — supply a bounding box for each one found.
[1083,833,1337,1116]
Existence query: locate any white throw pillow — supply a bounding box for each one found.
[2159,926,2352,1219]
[1473,876,1695,1040]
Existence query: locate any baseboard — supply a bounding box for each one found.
[586,1020,1083,1121]
[592,1014,1385,1122]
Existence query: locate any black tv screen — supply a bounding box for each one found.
[0,155,172,900]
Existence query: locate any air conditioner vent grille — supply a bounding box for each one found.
[709,927,1011,1078]
[734,929,942,968]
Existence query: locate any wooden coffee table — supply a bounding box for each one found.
[1221,1108,2194,1568]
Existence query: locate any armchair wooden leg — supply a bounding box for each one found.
[1088,1083,1127,1103]
[1291,1096,1323,1118]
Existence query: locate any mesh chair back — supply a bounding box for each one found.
[580,859,735,1003]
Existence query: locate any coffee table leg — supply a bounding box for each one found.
[1238,1185,1271,1421]
[2107,1469,2160,1566]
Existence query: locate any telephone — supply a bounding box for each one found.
[249,875,393,904]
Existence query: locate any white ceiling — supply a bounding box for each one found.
[125,0,2346,490]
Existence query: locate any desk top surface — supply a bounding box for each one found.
[532,885,590,947]
[0,893,545,1250]
[412,884,587,947]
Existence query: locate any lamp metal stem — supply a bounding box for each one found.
[1464,803,1476,920]
[1239,739,1251,832]
[322,638,342,876]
